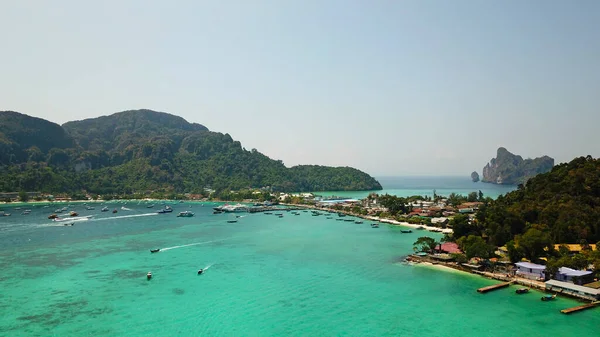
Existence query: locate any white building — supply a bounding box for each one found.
[515,262,546,280]
[556,267,593,284]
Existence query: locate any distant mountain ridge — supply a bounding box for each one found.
[0,109,382,194]
[480,147,554,185]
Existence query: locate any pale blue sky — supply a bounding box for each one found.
[1,1,599,176]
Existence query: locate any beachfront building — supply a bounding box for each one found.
[555,267,594,284]
[515,262,546,280]
[435,242,462,254]
[431,217,449,226]
[545,280,600,300]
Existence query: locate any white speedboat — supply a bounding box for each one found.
[53,215,93,222]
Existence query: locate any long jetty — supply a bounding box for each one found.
[560,301,600,314]
[477,281,514,293]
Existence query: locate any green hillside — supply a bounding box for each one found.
[0,110,382,195]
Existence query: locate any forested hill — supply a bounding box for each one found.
[0,110,382,194]
[471,156,600,246]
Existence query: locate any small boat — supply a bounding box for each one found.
[112,209,118,214]
[177,211,194,217]
[69,211,79,217]
[48,214,59,219]
[227,220,238,223]
[163,206,173,213]
[336,219,344,221]
[147,272,152,280]
[54,209,63,213]
[516,288,529,294]
[197,269,203,275]
[101,207,109,212]
[416,226,425,230]
[401,230,412,233]
[86,206,95,210]
[371,223,380,228]
[63,223,74,226]
[147,204,154,208]
[541,294,556,301]
[53,215,93,222]
[354,221,363,224]
[150,249,160,253]
[264,212,272,215]
[22,210,31,215]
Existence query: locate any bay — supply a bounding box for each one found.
[0,200,598,336]
[314,176,517,200]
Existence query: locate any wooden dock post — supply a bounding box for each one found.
[560,301,600,314]
[477,281,514,293]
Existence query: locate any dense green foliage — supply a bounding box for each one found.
[472,156,600,248]
[0,110,382,194]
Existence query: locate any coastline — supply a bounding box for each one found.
[281,203,453,234]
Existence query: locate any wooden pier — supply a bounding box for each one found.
[560,301,600,314]
[477,281,513,293]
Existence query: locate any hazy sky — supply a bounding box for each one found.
[1,1,599,176]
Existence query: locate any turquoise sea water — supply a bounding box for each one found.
[314,176,517,200]
[1,202,598,336]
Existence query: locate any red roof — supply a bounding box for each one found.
[435,242,462,254]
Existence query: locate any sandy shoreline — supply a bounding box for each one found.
[282,203,453,234]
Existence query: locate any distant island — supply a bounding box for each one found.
[0,109,382,198]
[479,147,554,185]
[470,171,479,182]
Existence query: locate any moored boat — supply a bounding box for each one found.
[101,207,109,212]
[516,288,529,294]
[227,220,238,223]
[177,211,194,217]
[401,229,412,233]
[112,209,118,213]
[69,211,79,217]
[147,272,152,280]
[541,294,556,301]
[48,214,59,219]
[371,223,380,228]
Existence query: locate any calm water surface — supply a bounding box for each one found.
[0,201,598,336]
[314,176,517,200]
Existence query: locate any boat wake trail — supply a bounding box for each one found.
[160,239,229,251]
[93,213,158,221]
[203,263,214,271]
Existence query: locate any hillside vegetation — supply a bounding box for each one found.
[460,156,600,247]
[0,110,382,195]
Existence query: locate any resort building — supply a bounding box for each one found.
[545,280,600,301]
[435,242,462,254]
[515,262,546,280]
[555,267,594,284]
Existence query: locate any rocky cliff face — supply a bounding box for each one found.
[471,171,480,182]
[481,147,554,185]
